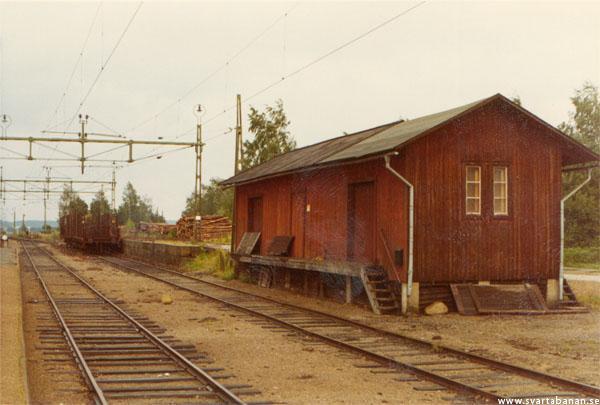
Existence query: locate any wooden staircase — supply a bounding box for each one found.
[558,280,588,312]
[360,266,400,315]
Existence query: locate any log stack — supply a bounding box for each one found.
[139,222,177,235]
[176,215,232,241]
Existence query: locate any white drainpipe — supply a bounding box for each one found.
[384,153,414,312]
[559,168,593,300]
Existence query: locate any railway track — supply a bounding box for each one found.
[20,241,259,404]
[98,254,600,403]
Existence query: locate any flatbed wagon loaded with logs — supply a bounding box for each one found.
[60,211,121,251]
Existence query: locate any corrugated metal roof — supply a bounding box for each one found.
[321,98,486,163]
[221,121,399,185]
[222,93,598,186]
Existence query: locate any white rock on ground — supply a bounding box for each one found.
[424,301,448,315]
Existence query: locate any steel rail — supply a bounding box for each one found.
[23,242,246,405]
[21,242,109,405]
[100,255,600,401]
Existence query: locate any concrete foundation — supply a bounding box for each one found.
[546,278,560,308]
[408,282,420,313]
[401,282,420,314]
[122,239,202,266]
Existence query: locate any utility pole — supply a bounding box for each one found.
[235,94,243,174]
[111,166,116,212]
[21,213,25,235]
[230,95,244,254]
[193,104,204,242]
[13,210,16,236]
[193,105,203,215]
[79,114,88,174]
[43,167,51,230]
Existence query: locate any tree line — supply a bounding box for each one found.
[59,182,165,227]
[59,86,598,249]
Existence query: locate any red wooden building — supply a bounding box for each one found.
[223,94,598,313]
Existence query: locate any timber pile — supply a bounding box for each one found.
[139,221,177,235]
[176,215,232,241]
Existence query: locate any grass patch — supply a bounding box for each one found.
[564,246,600,270]
[184,249,236,281]
[568,280,600,310]
[204,234,232,245]
[578,294,600,310]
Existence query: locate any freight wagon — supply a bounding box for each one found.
[60,211,121,251]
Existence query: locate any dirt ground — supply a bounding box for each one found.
[51,248,457,404]
[0,245,28,405]
[35,246,600,403]
[219,276,600,387]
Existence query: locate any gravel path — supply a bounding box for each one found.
[0,246,28,405]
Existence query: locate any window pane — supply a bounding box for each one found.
[493,166,507,182]
[467,183,480,198]
[467,198,480,214]
[467,166,480,181]
[466,166,481,215]
[493,166,508,215]
[494,198,507,215]
[494,183,506,198]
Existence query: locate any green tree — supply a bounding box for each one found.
[90,190,111,217]
[150,208,166,223]
[117,182,164,225]
[68,196,88,216]
[241,99,295,170]
[58,185,88,217]
[182,178,234,218]
[58,185,76,218]
[19,221,28,236]
[559,82,600,247]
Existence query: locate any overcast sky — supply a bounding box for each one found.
[0,1,599,223]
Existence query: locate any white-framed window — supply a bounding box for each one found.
[493,166,508,215]
[465,165,481,215]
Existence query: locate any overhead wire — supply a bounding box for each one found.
[38,1,143,180]
[126,2,299,136]
[170,1,427,144]
[65,1,144,131]
[88,116,125,137]
[44,2,103,131]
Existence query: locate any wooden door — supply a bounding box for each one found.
[347,182,375,263]
[290,191,306,257]
[247,197,263,233]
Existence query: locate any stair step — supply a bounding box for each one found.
[378,304,399,311]
[376,297,397,302]
[366,274,387,280]
[367,280,388,285]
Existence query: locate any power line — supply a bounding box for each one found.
[126,3,298,136]
[38,2,142,178]
[65,1,143,131]
[44,2,103,131]
[170,1,427,144]
[89,116,125,137]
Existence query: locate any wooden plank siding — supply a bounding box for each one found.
[234,161,407,281]
[234,99,564,284]
[397,100,562,283]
